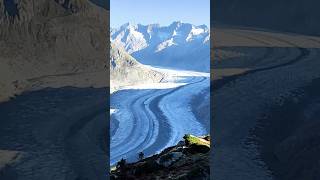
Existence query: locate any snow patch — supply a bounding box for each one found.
[110,109,117,115]
[156,38,176,52]
[186,27,207,42]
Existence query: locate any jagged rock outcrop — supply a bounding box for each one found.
[0,0,108,101]
[110,42,164,93]
[110,135,210,180]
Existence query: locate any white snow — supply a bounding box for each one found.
[159,76,209,148]
[155,38,176,52]
[112,27,148,54]
[110,109,117,115]
[119,82,187,90]
[191,28,206,35]
[186,27,206,42]
[149,66,210,77]
[172,30,178,36]
[203,35,210,43]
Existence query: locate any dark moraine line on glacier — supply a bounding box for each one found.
[110,90,161,164]
[110,91,156,152]
[110,76,208,164]
[143,76,207,154]
[111,89,170,163]
[212,29,320,180]
[213,37,310,91]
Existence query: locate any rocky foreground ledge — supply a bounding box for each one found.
[110,134,210,180]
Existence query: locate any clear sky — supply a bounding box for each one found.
[111,0,210,28]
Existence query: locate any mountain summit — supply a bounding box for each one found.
[111,22,210,72]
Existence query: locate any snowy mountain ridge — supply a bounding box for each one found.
[111,21,210,72]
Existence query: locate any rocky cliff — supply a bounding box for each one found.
[110,42,164,93]
[0,0,108,101]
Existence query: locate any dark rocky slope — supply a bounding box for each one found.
[110,135,210,180]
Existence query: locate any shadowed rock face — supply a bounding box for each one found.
[212,0,320,36]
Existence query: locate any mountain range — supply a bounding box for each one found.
[111,21,210,72]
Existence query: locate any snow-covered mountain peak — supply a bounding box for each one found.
[112,21,209,52]
[111,21,210,72]
[170,21,183,28]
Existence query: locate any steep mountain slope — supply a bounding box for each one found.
[0,0,108,102]
[111,21,210,72]
[110,42,163,93]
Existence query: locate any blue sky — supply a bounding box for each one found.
[111,0,210,28]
